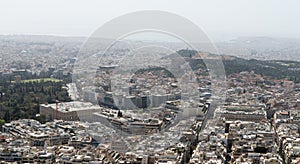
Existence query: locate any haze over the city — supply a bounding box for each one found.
[1,0,300,41]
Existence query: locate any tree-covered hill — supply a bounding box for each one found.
[176,49,300,82]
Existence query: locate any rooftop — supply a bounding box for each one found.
[40,101,102,112]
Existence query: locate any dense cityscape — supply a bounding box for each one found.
[0,35,299,164]
[1,1,300,163]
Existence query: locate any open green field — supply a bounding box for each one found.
[21,78,61,83]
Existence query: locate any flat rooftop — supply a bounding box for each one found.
[40,101,102,112]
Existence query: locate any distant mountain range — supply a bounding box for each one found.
[216,36,300,61]
[1,35,300,82]
[1,35,300,61]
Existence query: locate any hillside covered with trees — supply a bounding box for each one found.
[176,49,300,82]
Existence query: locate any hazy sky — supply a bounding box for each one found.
[0,0,300,41]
